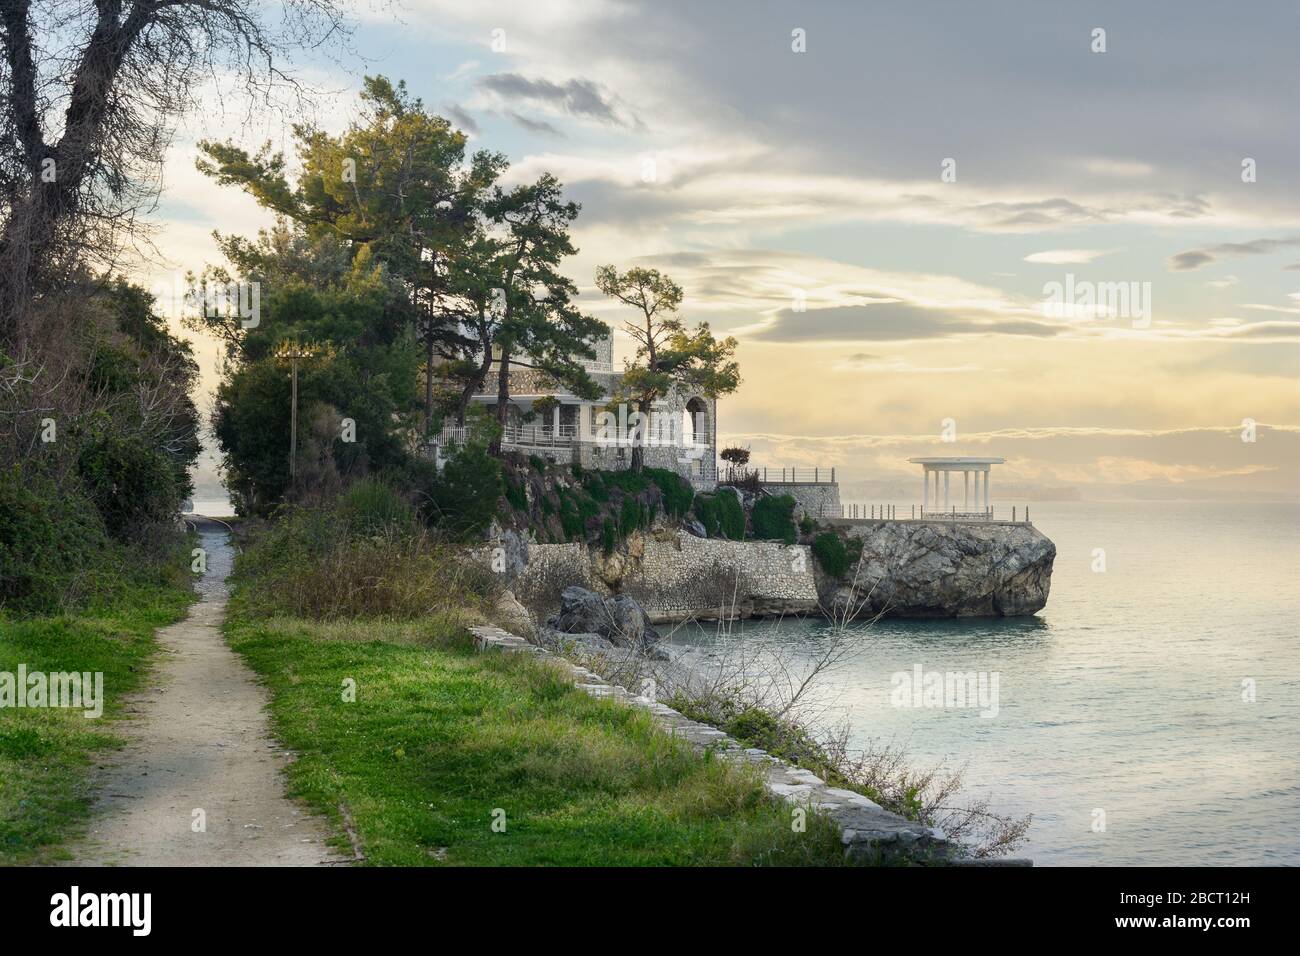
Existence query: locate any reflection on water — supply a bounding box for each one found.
[670,501,1300,865]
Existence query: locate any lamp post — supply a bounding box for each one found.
[274,340,318,481]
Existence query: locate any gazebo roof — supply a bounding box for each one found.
[908,456,1005,465]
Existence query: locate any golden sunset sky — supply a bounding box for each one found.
[139,0,1300,501]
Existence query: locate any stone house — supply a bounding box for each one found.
[439,336,719,490]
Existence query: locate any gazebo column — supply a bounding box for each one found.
[943,471,950,511]
[983,468,990,511]
[922,466,929,511]
[963,470,969,510]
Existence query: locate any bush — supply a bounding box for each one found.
[528,454,547,473]
[619,496,646,536]
[751,494,797,543]
[811,531,849,578]
[645,467,694,517]
[693,491,745,540]
[583,471,609,502]
[424,443,503,539]
[339,478,417,536]
[76,426,181,540]
[0,467,118,613]
[559,498,585,541]
[503,477,527,512]
[232,506,497,620]
[601,518,616,555]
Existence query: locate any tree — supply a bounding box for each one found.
[196,75,507,440]
[595,265,741,472]
[720,446,751,468]
[481,174,607,454]
[0,0,358,345]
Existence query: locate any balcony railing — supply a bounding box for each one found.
[725,465,836,484]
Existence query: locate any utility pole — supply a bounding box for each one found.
[275,341,316,482]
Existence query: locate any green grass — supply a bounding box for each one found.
[224,612,852,866]
[0,577,194,864]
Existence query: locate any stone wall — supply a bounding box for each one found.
[507,531,819,624]
[617,532,819,622]
[763,481,841,520]
[501,518,1055,626]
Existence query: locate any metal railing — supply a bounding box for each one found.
[826,503,1032,525]
[728,465,836,484]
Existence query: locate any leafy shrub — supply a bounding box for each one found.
[232,506,497,620]
[618,496,645,536]
[340,478,416,536]
[645,467,694,517]
[503,477,527,512]
[811,531,849,578]
[570,462,584,480]
[601,518,616,555]
[751,495,796,543]
[0,467,118,613]
[528,454,547,473]
[583,471,609,502]
[693,491,745,540]
[76,426,181,540]
[559,498,585,541]
[424,443,503,539]
[799,514,816,536]
[602,470,649,495]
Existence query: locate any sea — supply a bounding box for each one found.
[671,500,1300,865]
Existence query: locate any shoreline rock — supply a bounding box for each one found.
[491,519,1055,627]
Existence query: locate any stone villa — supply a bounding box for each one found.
[439,336,720,489]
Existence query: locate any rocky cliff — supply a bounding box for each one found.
[495,519,1054,625]
[819,521,1055,619]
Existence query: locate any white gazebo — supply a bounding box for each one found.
[908,456,1005,515]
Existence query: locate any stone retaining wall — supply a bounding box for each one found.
[619,533,819,622]
[763,481,841,519]
[468,624,972,865]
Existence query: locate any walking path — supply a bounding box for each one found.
[63,518,343,866]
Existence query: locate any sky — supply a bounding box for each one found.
[141,0,1300,501]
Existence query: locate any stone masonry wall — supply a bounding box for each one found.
[508,531,819,624]
[619,533,819,622]
[762,482,841,520]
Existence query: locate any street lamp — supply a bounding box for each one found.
[273,340,319,481]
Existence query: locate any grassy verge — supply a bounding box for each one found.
[0,573,194,864]
[225,611,851,866]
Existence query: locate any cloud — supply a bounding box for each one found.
[1024,249,1110,265]
[834,353,990,374]
[748,302,1061,344]
[1168,236,1300,270]
[477,72,638,128]
[505,111,562,136]
[443,103,479,135]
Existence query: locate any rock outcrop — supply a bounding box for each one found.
[497,520,1055,625]
[820,521,1055,619]
[549,585,662,648]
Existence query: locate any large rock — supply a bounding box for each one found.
[550,586,661,648]
[821,521,1055,618]
[493,589,535,638]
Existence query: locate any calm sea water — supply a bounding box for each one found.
[673,500,1300,865]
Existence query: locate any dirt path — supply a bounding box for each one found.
[64,518,345,866]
